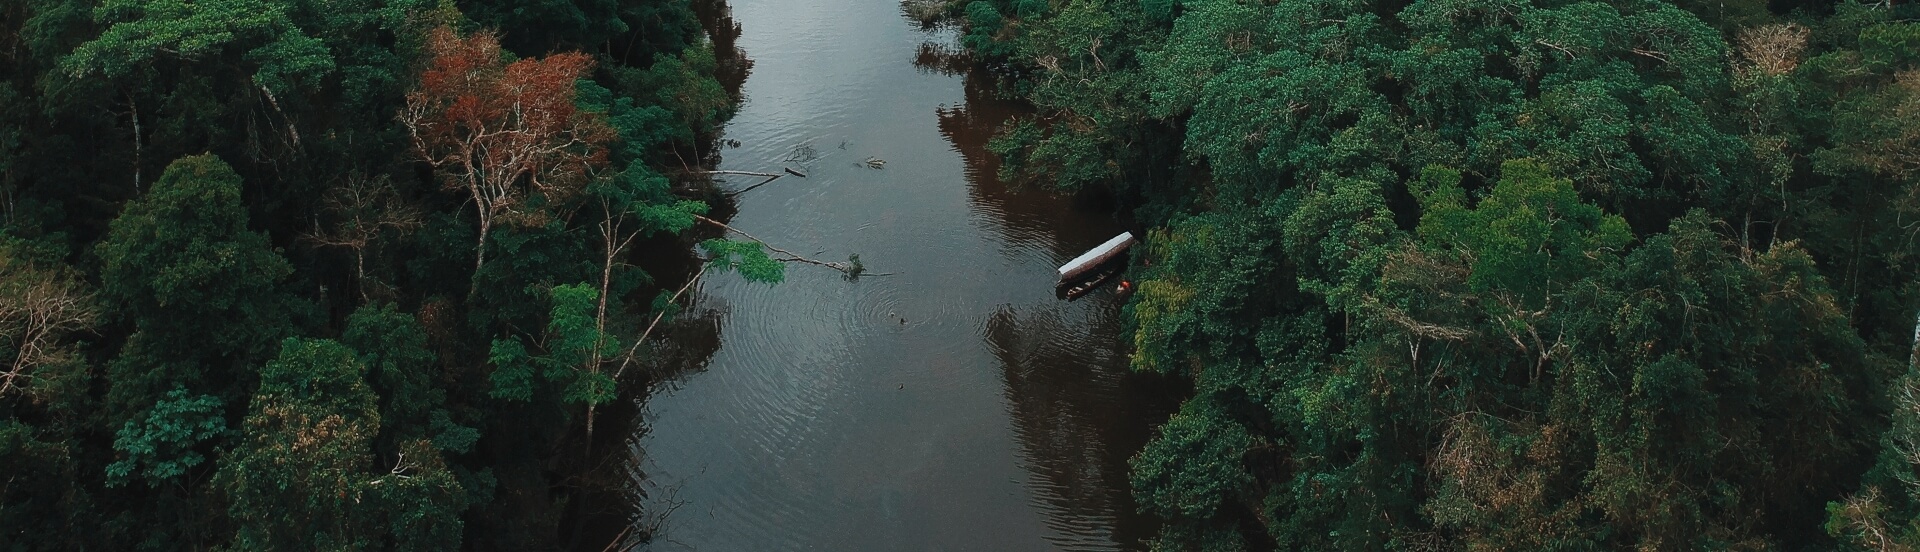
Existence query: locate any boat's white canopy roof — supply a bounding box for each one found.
[1059,232,1136,276]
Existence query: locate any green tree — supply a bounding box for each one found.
[1,0,739,547]
[0,418,100,549]
[216,338,464,551]
[489,284,616,407]
[1831,356,1920,550]
[95,154,299,419]
[340,303,477,456]
[61,0,335,95]
[106,388,226,488]
[1121,158,1893,549]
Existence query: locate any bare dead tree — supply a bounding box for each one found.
[583,192,653,438]
[0,255,95,398]
[306,173,421,300]
[1737,23,1809,78]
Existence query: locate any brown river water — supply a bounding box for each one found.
[629,1,1181,549]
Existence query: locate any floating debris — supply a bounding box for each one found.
[785,141,820,163]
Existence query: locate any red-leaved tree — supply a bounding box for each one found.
[400,27,615,282]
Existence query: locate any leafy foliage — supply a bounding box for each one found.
[957,0,1920,548]
[0,0,738,547]
[401,26,616,278]
[488,283,617,406]
[217,338,466,551]
[63,0,337,96]
[341,303,478,455]
[700,238,786,283]
[95,154,299,425]
[106,388,226,488]
[1129,398,1253,522]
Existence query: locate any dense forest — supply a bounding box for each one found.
[942,0,1920,548]
[13,0,1920,546]
[0,0,790,548]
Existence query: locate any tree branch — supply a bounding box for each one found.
[691,214,866,275]
[724,174,784,197]
[612,264,709,383]
[687,170,782,177]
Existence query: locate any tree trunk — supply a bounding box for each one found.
[1909,307,1919,371]
[471,210,490,297]
[129,94,142,192]
[586,215,621,440]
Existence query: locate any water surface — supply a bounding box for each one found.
[633,2,1179,549]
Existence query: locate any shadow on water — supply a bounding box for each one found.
[693,0,753,94]
[985,300,1185,550]
[559,263,729,552]
[929,49,1131,257]
[931,43,1186,550]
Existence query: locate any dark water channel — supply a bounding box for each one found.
[630,1,1180,549]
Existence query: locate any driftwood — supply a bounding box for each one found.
[725,174,784,197]
[688,169,805,197]
[604,211,890,384]
[691,170,781,177]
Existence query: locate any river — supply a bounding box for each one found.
[630,1,1180,549]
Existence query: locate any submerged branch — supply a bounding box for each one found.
[688,169,782,177]
[692,214,867,275]
[724,174,784,197]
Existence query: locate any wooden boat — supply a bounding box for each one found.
[1058,232,1135,282]
[1057,265,1119,301]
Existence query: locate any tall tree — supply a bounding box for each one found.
[400,26,615,285]
[95,154,298,420]
[90,154,303,549]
